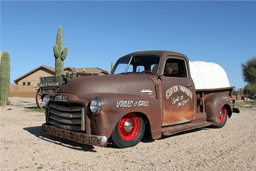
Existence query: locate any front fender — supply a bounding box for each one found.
[204,92,233,126]
[89,94,161,139]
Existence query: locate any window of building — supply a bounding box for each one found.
[27,82,31,86]
[23,82,26,86]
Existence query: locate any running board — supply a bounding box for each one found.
[162,121,214,137]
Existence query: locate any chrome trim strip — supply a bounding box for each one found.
[49,103,82,111]
[81,107,85,131]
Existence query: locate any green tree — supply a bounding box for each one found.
[241,56,256,84]
[244,83,256,93]
[241,56,256,96]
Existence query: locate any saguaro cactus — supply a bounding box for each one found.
[0,51,2,94]
[0,51,10,106]
[111,61,114,73]
[53,26,68,76]
[70,67,77,79]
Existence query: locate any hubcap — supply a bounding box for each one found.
[124,121,133,132]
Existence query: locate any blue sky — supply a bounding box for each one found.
[1,1,255,89]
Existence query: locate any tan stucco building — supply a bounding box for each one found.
[14,65,109,88]
[14,65,55,87]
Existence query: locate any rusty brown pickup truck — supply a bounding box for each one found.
[42,51,240,148]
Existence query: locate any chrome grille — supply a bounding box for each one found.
[48,103,85,131]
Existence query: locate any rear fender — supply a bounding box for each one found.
[204,92,233,126]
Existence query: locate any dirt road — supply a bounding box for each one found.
[1,97,255,170]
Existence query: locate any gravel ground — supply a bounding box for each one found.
[1,97,255,171]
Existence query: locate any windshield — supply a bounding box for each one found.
[112,55,160,75]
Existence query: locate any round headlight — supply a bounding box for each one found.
[42,95,49,108]
[90,97,101,114]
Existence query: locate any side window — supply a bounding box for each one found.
[164,58,187,78]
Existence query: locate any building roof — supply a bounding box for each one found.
[64,67,109,75]
[14,65,109,83]
[14,65,55,83]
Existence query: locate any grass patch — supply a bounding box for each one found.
[243,101,256,105]
[31,108,45,112]
[234,102,241,107]
[70,163,79,165]
[235,100,256,107]
[25,108,45,113]
[186,150,192,154]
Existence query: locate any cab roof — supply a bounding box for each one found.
[124,50,188,60]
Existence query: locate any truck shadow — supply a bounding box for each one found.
[159,127,210,141]
[24,126,211,149]
[24,107,38,109]
[141,127,210,143]
[23,126,97,152]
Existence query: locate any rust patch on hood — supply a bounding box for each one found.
[61,74,156,99]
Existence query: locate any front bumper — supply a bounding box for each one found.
[42,124,108,147]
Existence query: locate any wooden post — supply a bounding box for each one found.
[247,90,248,101]
[254,90,255,103]
[240,88,242,100]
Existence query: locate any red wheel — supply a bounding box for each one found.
[219,106,226,123]
[110,113,145,148]
[118,113,140,141]
[214,106,227,128]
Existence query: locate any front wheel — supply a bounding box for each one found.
[214,106,227,128]
[110,113,145,148]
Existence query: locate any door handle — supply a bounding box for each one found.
[187,84,193,88]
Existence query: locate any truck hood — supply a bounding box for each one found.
[61,74,156,99]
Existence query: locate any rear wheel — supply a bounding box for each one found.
[110,113,145,148]
[214,106,227,128]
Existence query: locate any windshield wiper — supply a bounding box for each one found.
[125,55,133,73]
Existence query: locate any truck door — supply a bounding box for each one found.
[161,57,195,126]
